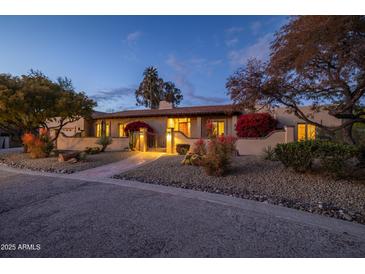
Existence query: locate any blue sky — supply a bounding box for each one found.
[0,16,288,112]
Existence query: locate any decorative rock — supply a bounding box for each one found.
[342,213,353,221]
[67,158,78,164]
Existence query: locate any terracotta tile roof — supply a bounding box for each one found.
[92,104,242,119]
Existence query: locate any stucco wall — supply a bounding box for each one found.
[257,106,342,141]
[94,117,168,137]
[47,117,86,137]
[174,126,294,156]
[57,134,129,151]
[173,131,199,152]
[235,127,294,155]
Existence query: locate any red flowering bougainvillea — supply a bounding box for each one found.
[124,121,154,136]
[235,113,277,138]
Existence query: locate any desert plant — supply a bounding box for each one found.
[39,128,54,155]
[78,151,87,161]
[96,136,113,152]
[85,147,101,154]
[235,113,277,138]
[202,135,237,176]
[21,130,53,158]
[275,140,359,175]
[316,141,359,176]
[176,144,190,155]
[192,138,206,156]
[263,145,276,161]
[275,141,317,172]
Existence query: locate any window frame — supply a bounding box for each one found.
[172,117,191,137]
[211,120,225,136]
[96,123,102,137]
[297,123,316,141]
[105,123,110,137]
[118,123,126,137]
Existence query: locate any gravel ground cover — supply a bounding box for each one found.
[0,151,136,174]
[115,155,365,224]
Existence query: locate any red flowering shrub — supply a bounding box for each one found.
[203,135,237,176]
[21,129,53,158]
[192,138,206,156]
[235,113,277,138]
[206,120,214,138]
[124,121,154,136]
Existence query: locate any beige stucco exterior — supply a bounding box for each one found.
[52,104,344,156]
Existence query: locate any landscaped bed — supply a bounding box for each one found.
[114,155,365,224]
[0,151,136,174]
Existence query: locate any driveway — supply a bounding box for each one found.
[0,169,364,257]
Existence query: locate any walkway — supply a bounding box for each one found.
[69,152,164,179]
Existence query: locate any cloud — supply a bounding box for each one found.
[91,87,135,102]
[250,21,262,35]
[225,37,239,47]
[228,32,273,67]
[225,27,244,34]
[166,54,228,105]
[125,31,142,46]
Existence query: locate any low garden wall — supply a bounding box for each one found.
[173,126,294,156]
[57,134,129,151]
[236,128,292,155]
[173,131,199,152]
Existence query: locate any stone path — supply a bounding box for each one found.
[69,152,163,179]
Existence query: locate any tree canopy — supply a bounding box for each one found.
[226,16,365,144]
[0,70,96,141]
[135,66,183,109]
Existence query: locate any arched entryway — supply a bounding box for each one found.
[124,121,166,152]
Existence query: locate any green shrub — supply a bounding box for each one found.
[357,144,365,166]
[275,141,317,172]
[78,151,87,161]
[263,145,276,161]
[316,142,358,176]
[85,146,101,154]
[176,144,190,155]
[275,140,359,175]
[96,136,113,152]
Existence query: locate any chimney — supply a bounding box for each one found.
[159,100,174,110]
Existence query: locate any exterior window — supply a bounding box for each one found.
[172,118,191,137]
[212,121,225,136]
[105,123,110,137]
[298,123,316,141]
[307,124,316,140]
[96,123,102,137]
[119,123,126,137]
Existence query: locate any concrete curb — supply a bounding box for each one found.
[1,164,364,239]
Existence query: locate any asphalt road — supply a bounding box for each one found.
[0,169,364,257]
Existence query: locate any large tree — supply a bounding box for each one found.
[135,66,183,109]
[163,81,183,107]
[0,70,96,143]
[226,16,365,144]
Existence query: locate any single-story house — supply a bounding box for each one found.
[52,101,341,155]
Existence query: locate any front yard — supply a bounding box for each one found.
[0,151,136,174]
[114,155,365,224]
